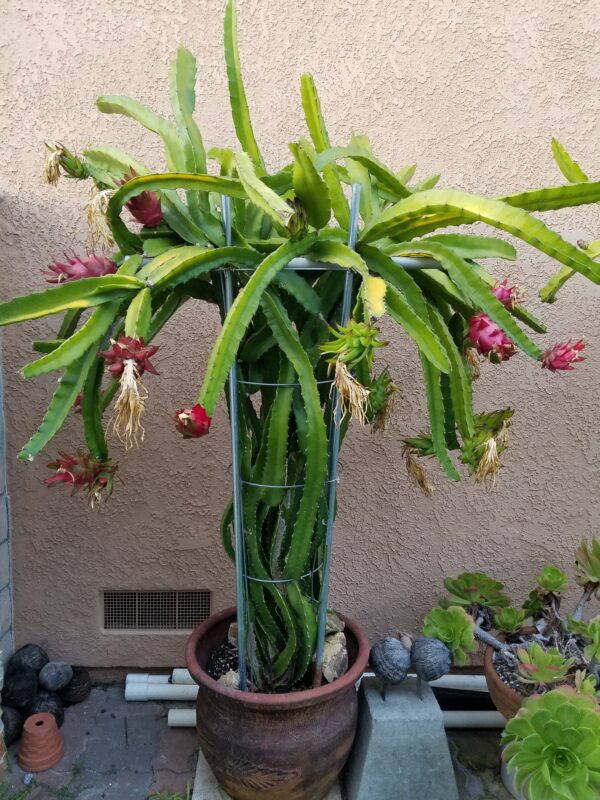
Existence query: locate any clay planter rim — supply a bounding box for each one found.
[186,605,370,710]
[484,644,523,718]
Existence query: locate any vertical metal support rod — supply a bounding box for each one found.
[313,184,362,686]
[222,195,248,691]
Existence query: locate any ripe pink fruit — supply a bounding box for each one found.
[99,336,159,378]
[540,340,585,371]
[43,253,117,283]
[174,404,212,438]
[492,279,520,309]
[122,170,164,227]
[467,314,516,362]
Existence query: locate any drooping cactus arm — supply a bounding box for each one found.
[82,357,109,461]
[359,189,600,286]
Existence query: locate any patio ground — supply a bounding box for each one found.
[1,682,511,799]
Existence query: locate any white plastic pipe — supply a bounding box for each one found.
[443,710,505,728]
[171,668,195,685]
[126,673,171,684]
[165,707,504,729]
[125,682,198,702]
[361,671,489,692]
[168,708,197,727]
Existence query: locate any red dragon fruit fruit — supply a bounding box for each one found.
[540,339,586,371]
[99,336,159,378]
[174,404,212,438]
[122,170,163,227]
[492,279,520,309]
[43,253,117,284]
[467,314,516,362]
[44,450,117,505]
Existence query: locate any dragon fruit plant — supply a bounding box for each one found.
[3,0,600,689]
[423,541,600,699]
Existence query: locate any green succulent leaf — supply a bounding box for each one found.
[536,565,569,595]
[516,642,575,685]
[575,539,600,596]
[494,607,527,634]
[290,142,331,229]
[442,571,510,610]
[551,139,589,183]
[423,605,476,667]
[569,616,600,663]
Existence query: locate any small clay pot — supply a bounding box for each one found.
[18,713,64,772]
[483,645,523,720]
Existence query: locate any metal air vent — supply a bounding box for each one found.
[103,590,211,631]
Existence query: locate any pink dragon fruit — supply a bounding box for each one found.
[122,170,163,227]
[174,404,212,438]
[43,253,117,283]
[492,279,520,309]
[540,340,586,371]
[467,314,516,362]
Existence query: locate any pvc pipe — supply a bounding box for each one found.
[125,682,198,702]
[165,707,504,730]
[443,710,505,728]
[362,671,489,692]
[168,708,196,727]
[126,673,170,684]
[171,669,195,685]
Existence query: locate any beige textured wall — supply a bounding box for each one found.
[1,0,600,667]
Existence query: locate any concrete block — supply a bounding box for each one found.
[344,676,459,800]
[192,748,342,800]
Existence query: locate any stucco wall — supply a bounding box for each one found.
[1,0,600,666]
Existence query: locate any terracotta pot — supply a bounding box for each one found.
[186,606,370,800]
[484,645,523,720]
[18,712,64,772]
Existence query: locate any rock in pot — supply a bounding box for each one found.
[8,644,49,675]
[39,662,73,692]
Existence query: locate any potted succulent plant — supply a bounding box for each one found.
[4,1,600,797]
[502,687,600,800]
[421,541,600,723]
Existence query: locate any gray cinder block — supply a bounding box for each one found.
[344,676,458,800]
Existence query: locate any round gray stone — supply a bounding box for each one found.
[39,661,74,692]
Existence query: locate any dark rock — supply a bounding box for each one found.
[39,661,73,692]
[2,706,24,745]
[411,637,452,682]
[1,666,39,709]
[371,637,411,685]
[24,691,64,727]
[8,644,49,675]
[59,667,92,705]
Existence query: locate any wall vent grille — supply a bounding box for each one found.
[103,590,211,631]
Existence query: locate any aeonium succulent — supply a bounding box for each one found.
[494,607,527,634]
[536,565,568,595]
[422,606,476,667]
[575,538,600,597]
[442,571,510,612]
[569,616,600,663]
[502,688,600,800]
[517,642,575,686]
